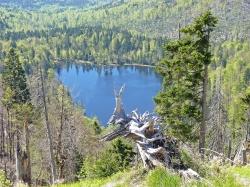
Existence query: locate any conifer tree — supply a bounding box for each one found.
[2,48,30,105]
[155,11,217,155]
[1,48,32,185]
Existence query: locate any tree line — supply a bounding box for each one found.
[0,48,106,185]
[0,25,164,67]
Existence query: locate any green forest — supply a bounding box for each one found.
[0,0,250,186]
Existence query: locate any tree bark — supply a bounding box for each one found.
[227,138,232,159]
[199,64,208,158]
[57,86,65,179]
[242,149,247,165]
[40,67,57,184]
[24,121,32,186]
[1,112,4,155]
[15,132,21,182]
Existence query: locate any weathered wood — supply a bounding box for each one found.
[242,149,247,165]
[103,110,179,169]
[136,143,149,168]
[179,168,201,181]
[233,139,250,165]
[107,85,129,125]
[102,86,199,179]
[40,66,57,184]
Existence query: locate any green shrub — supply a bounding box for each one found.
[146,167,181,187]
[80,138,135,178]
[0,170,11,187]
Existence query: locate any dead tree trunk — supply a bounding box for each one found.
[200,64,208,158]
[1,112,4,155]
[242,149,247,165]
[208,70,228,154]
[15,132,22,182]
[57,86,65,179]
[228,138,232,159]
[24,121,31,186]
[7,108,12,161]
[101,86,200,181]
[40,66,57,184]
[15,129,31,185]
[108,85,128,125]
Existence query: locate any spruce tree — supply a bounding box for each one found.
[2,48,30,105]
[1,48,32,185]
[155,11,217,152]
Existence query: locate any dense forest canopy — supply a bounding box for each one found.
[0,0,250,186]
[0,0,249,38]
[0,0,249,66]
[0,0,118,9]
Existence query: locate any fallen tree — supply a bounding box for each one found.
[101,86,200,180]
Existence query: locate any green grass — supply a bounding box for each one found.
[211,174,243,187]
[55,166,250,187]
[145,167,181,187]
[54,178,108,187]
[191,166,250,187]
[0,170,11,187]
[55,168,144,187]
[55,173,121,187]
[229,166,250,178]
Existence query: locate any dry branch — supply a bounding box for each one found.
[101,86,201,181]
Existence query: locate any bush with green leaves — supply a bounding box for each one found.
[80,138,135,178]
[0,170,11,187]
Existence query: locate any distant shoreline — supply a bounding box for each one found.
[55,59,156,68]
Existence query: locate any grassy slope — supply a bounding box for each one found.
[55,166,250,187]
[55,167,146,187]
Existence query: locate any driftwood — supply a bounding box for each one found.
[102,86,201,181]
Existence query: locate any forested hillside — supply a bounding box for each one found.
[0,0,250,186]
[0,0,116,9]
[0,0,249,66]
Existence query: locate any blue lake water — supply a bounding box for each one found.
[57,64,162,125]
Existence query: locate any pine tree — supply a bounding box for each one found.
[2,48,30,105]
[155,11,217,152]
[181,11,218,155]
[1,48,32,185]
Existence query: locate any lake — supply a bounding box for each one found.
[56,64,162,125]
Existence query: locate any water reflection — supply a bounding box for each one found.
[56,63,162,125]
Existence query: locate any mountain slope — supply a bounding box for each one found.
[77,0,250,40]
[0,0,116,9]
[0,0,249,42]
